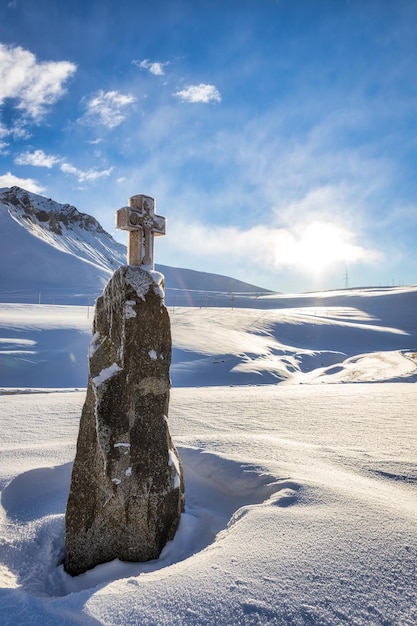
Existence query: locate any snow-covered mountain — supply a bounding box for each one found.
[0,187,269,305]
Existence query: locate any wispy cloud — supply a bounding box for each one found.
[0,121,32,141]
[15,149,60,168]
[133,59,170,76]
[165,218,377,279]
[14,147,112,184]
[80,90,136,128]
[60,162,113,182]
[0,120,30,142]
[0,43,76,122]
[0,124,9,154]
[0,171,44,193]
[174,84,221,104]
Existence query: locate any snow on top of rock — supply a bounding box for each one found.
[92,363,122,386]
[168,449,181,489]
[125,300,137,319]
[88,332,102,358]
[125,266,165,300]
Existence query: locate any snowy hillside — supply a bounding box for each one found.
[0,188,115,300]
[0,285,416,389]
[170,285,417,386]
[0,187,268,304]
[0,186,126,273]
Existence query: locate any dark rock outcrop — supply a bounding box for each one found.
[64,266,184,576]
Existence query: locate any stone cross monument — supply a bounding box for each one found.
[64,194,183,576]
[116,194,166,267]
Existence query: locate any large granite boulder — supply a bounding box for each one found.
[64,266,184,576]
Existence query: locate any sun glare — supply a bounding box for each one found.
[283,222,366,276]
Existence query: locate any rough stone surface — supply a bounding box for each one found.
[64,266,184,576]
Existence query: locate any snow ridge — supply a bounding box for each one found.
[1,186,126,272]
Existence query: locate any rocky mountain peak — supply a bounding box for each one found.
[2,186,106,237]
[0,186,126,274]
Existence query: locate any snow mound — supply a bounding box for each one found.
[0,446,290,599]
[1,386,416,625]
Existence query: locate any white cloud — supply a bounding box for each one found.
[0,171,44,193]
[80,90,136,128]
[134,59,170,76]
[0,43,76,121]
[0,124,9,153]
[174,84,221,104]
[0,119,31,142]
[15,149,60,168]
[166,218,376,278]
[13,147,113,185]
[60,162,113,182]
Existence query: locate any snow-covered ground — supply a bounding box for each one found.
[1,385,416,625]
[0,283,417,625]
[1,285,417,389]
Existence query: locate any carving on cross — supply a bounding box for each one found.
[115,194,166,268]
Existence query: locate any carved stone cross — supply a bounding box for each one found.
[116,194,166,268]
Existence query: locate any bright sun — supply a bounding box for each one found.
[281,221,367,276]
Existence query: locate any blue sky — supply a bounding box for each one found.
[1,0,417,292]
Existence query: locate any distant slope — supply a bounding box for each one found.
[0,286,416,389]
[0,187,269,304]
[0,192,112,302]
[0,186,126,271]
[170,285,417,386]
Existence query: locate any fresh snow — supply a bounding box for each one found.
[0,384,416,625]
[88,332,102,358]
[92,363,123,386]
[168,449,182,490]
[125,300,136,319]
[125,265,166,301]
[1,287,417,389]
[0,291,416,625]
